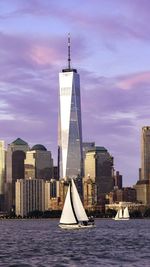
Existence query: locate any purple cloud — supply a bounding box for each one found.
[0,1,150,187]
[1,0,150,44]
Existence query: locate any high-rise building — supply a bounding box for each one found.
[141,126,150,180]
[15,178,50,217]
[0,141,5,211]
[58,35,83,180]
[5,138,29,211]
[134,126,150,205]
[84,146,114,206]
[82,142,95,176]
[24,144,53,180]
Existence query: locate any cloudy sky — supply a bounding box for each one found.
[1,0,150,186]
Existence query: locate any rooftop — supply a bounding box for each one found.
[31,144,47,151]
[11,138,28,146]
[87,146,107,153]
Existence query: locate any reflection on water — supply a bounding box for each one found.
[0,219,150,267]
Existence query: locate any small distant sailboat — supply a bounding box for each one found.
[114,207,130,220]
[59,179,95,229]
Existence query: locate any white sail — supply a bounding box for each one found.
[123,207,130,219]
[71,179,89,222]
[115,210,119,220]
[119,208,123,218]
[59,183,77,224]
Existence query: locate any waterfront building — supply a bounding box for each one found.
[0,141,5,211]
[105,202,145,214]
[84,146,114,206]
[25,144,53,180]
[15,178,50,217]
[134,127,150,205]
[58,35,83,180]
[5,138,29,211]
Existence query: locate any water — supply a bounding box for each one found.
[0,219,150,267]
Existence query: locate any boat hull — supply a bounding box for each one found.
[59,223,95,229]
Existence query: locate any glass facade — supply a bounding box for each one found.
[58,70,83,179]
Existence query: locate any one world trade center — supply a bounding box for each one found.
[58,35,83,180]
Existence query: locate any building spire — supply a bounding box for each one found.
[68,33,71,69]
[62,33,77,73]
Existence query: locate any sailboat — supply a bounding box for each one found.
[114,206,130,220]
[59,179,95,229]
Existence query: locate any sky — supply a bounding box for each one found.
[1,0,150,186]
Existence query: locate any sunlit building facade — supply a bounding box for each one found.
[15,178,50,217]
[134,126,150,205]
[141,126,150,180]
[58,35,83,180]
[0,141,5,210]
[24,144,53,180]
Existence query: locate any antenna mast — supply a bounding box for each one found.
[68,33,71,69]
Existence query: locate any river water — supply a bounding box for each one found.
[0,219,150,267]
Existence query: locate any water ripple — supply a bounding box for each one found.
[0,219,150,267]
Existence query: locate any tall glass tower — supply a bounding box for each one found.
[58,35,83,180]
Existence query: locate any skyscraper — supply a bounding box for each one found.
[84,146,114,206]
[0,141,5,211]
[134,126,150,205]
[82,142,95,176]
[5,138,29,211]
[141,126,150,180]
[24,144,53,180]
[58,35,83,180]
[15,178,50,217]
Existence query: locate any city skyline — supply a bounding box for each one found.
[1,1,150,186]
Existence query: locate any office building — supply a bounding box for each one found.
[25,144,53,180]
[58,35,83,180]
[5,138,29,211]
[134,127,150,205]
[82,142,95,176]
[84,146,114,206]
[141,126,150,180]
[0,141,5,210]
[15,178,50,217]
